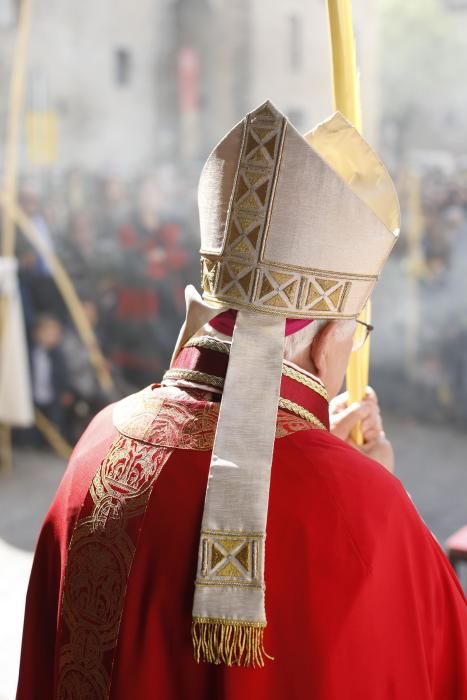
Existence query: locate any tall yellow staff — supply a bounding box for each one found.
[327,0,369,444]
[2,0,32,257]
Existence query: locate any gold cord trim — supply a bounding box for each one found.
[192,618,273,667]
[176,343,329,402]
[164,367,327,428]
[282,364,328,400]
[163,368,225,389]
[278,398,327,429]
[195,580,262,588]
[202,528,264,537]
[185,336,231,354]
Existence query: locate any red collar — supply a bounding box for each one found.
[164,336,329,431]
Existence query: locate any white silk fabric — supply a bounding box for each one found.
[0,257,34,426]
[193,310,285,623]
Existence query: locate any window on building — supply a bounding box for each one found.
[288,14,303,72]
[114,48,132,87]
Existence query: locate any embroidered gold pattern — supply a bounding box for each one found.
[113,388,222,451]
[275,411,314,436]
[114,386,314,450]
[196,530,262,589]
[201,257,220,296]
[57,436,172,699]
[201,103,287,308]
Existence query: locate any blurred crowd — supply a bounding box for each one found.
[382,165,467,427]
[13,169,198,445]
[6,161,467,448]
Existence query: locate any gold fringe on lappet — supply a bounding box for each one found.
[192,618,273,667]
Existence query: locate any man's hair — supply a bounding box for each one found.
[282,321,326,361]
[200,317,355,366]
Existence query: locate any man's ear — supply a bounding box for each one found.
[309,321,337,381]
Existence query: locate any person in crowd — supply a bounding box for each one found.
[29,314,70,439]
[17,103,466,699]
[60,300,114,444]
[112,174,188,387]
[59,211,98,297]
[17,185,66,329]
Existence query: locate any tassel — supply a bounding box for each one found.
[192,618,273,667]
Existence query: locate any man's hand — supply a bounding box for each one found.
[330,387,394,473]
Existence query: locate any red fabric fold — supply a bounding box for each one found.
[210,309,312,337]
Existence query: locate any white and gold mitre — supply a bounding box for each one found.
[183,102,400,668]
[199,100,400,319]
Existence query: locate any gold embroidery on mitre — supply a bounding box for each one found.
[255,180,269,206]
[203,104,287,311]
[265,293,288,308]
[236,175,249,200]
[263,134,279,159]
[245,130,259,156]
[259,275,275,298]
[230,236,253,256]
[255,103,279,122]
[282,280,299,304]
[310,297,330,312]
[200,102,397,320]
[255,269,302,310]
[328,285,344,309]
[316,277,336,292]
[270,270,293,287]
[245,170,266,187]
[305,281,321,307]
[238,269,253,296]
[252,126,274,141]
[238,192,261,212]
[201,258,219,296]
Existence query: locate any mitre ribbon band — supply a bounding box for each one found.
[191,310,286,666]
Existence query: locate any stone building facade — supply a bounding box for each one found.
[0,0,381,180]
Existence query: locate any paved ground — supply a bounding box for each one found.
[1,416,466,699]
